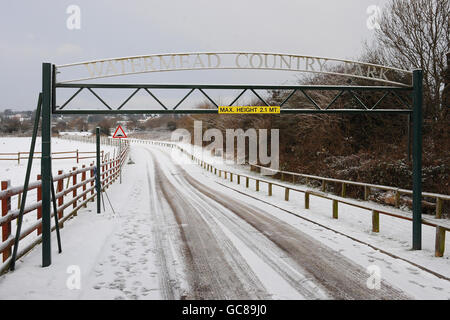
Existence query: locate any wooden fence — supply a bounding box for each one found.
[132,139,449,258]
[247,164,449,220]
[0,142,129,273]
[59,134,123,147]
[0,150,104,164]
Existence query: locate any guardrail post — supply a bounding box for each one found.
[82,165,87,207]
[224,172,227,180]
[372,210,379,232]
[305,192,310,209]
[435,198,442,219]
[1,180,11,262]
[219,170,221,178]
[256,180,260,192]
[53,171,63,230]
[237,175,240,185]
[435,227,445,257]
[321,180,326,192]
[37,174,42,235]
[214,168,217,175]
[72,167,78,216]
[246,177,249,188]
[341,183,346,198]
[268,183,272,196]
[281,172,284,181]
[332,200,338,219]
[230,173,233,182]
[285,188,289,201]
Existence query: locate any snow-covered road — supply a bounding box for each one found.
[1,143,449,299]
[143,147,409,299]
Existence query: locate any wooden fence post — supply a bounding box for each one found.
[332,200,338,219]
[364,186,370,200]
[57,170,64,228]
[17,152,20,165]
[101,161,105,190]
[230,173,233,182]
[1,180,11,262]
[394,189,400,208]
[37,174,42,235]
[435,198,442,219]
[76,149,79,163]
[90,162,95,198]
[322,180,326,192]
[285,188,289,201]
[268,183,272,196]
[72,167,78,216]
[82,165,87,208]
[305,192,310,209]
[435,227,446,257]
[341,183,346,198]
[246,177,249,188]
[372,210,379,232]
[256,180,260,192]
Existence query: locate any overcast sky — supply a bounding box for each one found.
[0,0,389,111]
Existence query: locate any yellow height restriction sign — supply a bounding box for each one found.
[218,106,280,114]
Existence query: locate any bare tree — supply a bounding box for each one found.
[371,0,449,119]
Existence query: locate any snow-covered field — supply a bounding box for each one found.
[0,137,117,186]
[0,140,449,300]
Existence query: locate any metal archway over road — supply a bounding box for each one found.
[22,52,424,268]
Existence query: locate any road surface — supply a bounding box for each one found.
[107,145,408,300]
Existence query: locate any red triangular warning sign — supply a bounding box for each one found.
[112,125,127,138]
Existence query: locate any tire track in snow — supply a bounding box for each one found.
[147,150,271,299]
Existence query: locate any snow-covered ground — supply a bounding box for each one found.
[0,137,118,264]
[0,141,448,300]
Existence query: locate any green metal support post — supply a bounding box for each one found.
[96,127,101,214]
[41,63,52,267]
[412,69,423,250]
